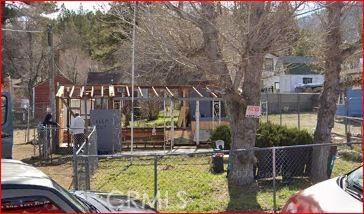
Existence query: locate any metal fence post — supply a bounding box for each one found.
[73,143,79,190]
[154,156,158,210]
[33,128,36,156]
[266,92,269,122]
[85,137,91,190]
[297,93,300,130]
[45,127,49,162]
[279,93,282,126]
[272,147,277,213]
[345,98,349,138]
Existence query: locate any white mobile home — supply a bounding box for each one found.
[262,56,324,92]
[278,74,324,92]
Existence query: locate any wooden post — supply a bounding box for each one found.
[182,88,189,128]
[48,25,56,118]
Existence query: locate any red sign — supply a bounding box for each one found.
[245,105,261,118]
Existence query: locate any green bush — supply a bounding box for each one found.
[210,125,231,150]
[257,122,313,147]
[210,122,313,149]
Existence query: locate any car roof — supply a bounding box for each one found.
[1,159,54,188]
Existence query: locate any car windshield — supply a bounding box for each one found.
[345,166,363,200]
[51,180,90,212]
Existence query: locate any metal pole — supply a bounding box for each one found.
[272,147,276,212]
[266,93,269,122]
[33,128,36,156]
[345,99,348,137]
[279,93,282,126]
[297,93,300,130]
[196,100,200,146]
[24,123,27,143]
[45,128,49,162]
[84,96,90,190]
[73,143,79,190]
[170,99,174,151]
[130,2,138,155]
[154,156,158,210]
[27,107,30,143]
[163,94,166,153]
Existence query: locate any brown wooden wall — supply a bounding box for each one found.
[34,74,72,121]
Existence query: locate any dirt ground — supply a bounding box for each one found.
[12,128,74,190]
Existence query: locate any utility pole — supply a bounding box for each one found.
[48,24,56,116]
[48,24,56,153]
[130,2,138,155]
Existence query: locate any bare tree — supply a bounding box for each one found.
[2,2,57,110]
[110,2,299,187]
[3,19,48,111]
[311,2,362,182]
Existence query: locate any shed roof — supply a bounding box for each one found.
[33,73,72,88]
[286,63,319,75]
[279,56,317,64]
[56,84,223,101]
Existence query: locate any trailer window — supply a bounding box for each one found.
[2,96,7,125]
[303,77,313,84]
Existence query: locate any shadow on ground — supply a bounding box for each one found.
[335,118,362,127]
[21,155,73,167]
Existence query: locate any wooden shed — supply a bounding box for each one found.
[33,74,73,121]
[55,84,226,150]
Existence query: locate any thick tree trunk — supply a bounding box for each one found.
[227,55,264,188]
[311,2,343,182]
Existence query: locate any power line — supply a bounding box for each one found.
[2,28,44,33]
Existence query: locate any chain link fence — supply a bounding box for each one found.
[73,126,98,190]
[73,142,361,212]
[17,126,97,169]
[260,92,362,140]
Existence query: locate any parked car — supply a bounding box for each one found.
[282,165,363,213]
[1,159,156,213]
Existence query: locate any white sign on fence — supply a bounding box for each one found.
[245,105,261,118]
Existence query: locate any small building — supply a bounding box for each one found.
[336,58,362,117]
[336,86,362,117]
[262,56,324,93]
[33,74,73,121]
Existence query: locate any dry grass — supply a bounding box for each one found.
[263,113,362,136]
